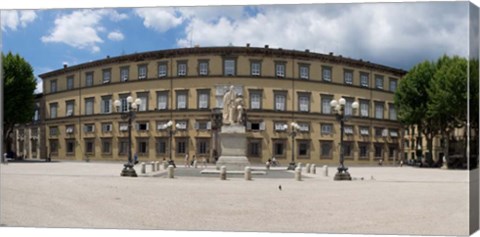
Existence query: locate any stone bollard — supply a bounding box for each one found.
[295,166,302,181]
[193,160,198,169]
[297,162,302,169]
[311,164,316,174]
[323,165,328,177]
[141,162,146,174]
[151,162,156,172]
[220,166,227,180]
[156,161,160,171]
[163,161,168,170]
[306,163,311,173]
[244,166,252,181]
[168,165,174,178]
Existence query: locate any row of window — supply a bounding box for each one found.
[48,89,397,120]
[50,137,398,160]
[48,59,398,93]
[49,121,400,138]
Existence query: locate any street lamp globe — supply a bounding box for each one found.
[166,120,173,127]
[135,98,142,106]
[330,99,338,108]
[127,96,133,103]
[114,99,121,108]
[339,97,346,105]
[352,101,359,110]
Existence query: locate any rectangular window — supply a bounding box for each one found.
[119,123,128,132]
[85,72,93,87]
[195,121,211,130]
[156,121,169,130]
[101,96,112,114]
[120,66,129,81]
[119,94,130,112]
[343,142,353,158]
[275,62,285,78]
[248,139,262,157]
[156,138,167,155]
[389,103,397,120]
[84,124,95,133]
[138,64,147,79]
[389,145,397,158]
[251,61,261,76]
[344,125,354,135]
[85,139,95,154]
[274,93,286,111]
[176,120,188,130]
[389,78,397,92]
[344,98,354,116]
[102,139,112,154]
[49,139,59,154]
[118,139,128,155]
[344,70,353,85]
[375,144,383,158]
[360,100,369,117]
[156,91,168,110]
[67,76,74,90]
[176,138,188,155]
[50,103,58,119]
[176,90,188,109]
[198,60,209,76]
[322,66,332,82]
[298,93,310,112]
[66,139,75,154]
[375,75,384,89]
[66,125,74,134]
[321,124,333,135]
[299,64,309,79]
[177,61,187,76]
[273,139,287,157]
[375,102,384,119]
[49,126,58,136]
[360,126,370,136]
[85,98,94,115]
[197,90,210,109]
[102,69,111,83]
[249,90,262,109]
[247,121,265,131]
[320,141,333,158]
[359,143,369,158]
[297,140,310,158]
[136,121,149,131]
[137,93,148,111]
[224,59,235,76]
[321,95,333,114]
[137,139,148,155]
[50,80,57,93]
[298,122,310,132]
[66,100,75,116]
[390,129,399,138]
[274,122,288,132]
[375,127,383,137]
[196,138,210,155]
[158,62,168,77]
[360,72,369,87]
[101,123,112,132]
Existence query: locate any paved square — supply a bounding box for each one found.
[0,161,470,236]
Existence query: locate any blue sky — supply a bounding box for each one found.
[1,1,475,94]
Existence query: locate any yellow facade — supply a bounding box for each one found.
[39,46,406,165]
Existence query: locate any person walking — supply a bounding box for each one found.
[184,153,190,168]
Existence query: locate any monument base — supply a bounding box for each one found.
[216,125,251,170]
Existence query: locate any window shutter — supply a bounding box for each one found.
[260,121,265,131]
[207,121,212,130]
[195,122,199,130]
[146,123,149,131]
[136,123,139,131]
[246,122,252,130]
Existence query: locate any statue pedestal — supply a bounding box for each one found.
[216,125,250,170]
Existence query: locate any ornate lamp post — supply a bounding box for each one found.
[330,97,359,181]
[114,96,142,177]
[286,122,301,170]
[164,120,181,165]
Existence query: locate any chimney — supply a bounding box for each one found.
[279,48,283,50]
[106,55,110,59]
[63,63,68,69]
[305,49,310,53]
[246,43,250,48]
[329,52,333,56]
[265,45,269,49]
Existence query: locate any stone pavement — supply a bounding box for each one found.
[0,161,471,236]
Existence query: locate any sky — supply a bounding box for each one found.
[0,1,476,94]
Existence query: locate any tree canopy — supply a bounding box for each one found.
[2,52,37,152]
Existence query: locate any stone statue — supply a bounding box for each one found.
[234,97,245,124]
[222,85,237,125]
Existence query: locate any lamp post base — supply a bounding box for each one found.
[287,162,296,170]
[333,167,352,181]
[121,163,138,177]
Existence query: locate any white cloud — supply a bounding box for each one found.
[108,31,124,41]
[1,10,37,31]
[174,3,469,69]
[41,9,127,53]
[134,8,183,32]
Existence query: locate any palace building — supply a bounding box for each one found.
[34,45,407,165]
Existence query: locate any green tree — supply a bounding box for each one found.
[2,52,37,153]
[394,60,438,165]
[427,55,468,162]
